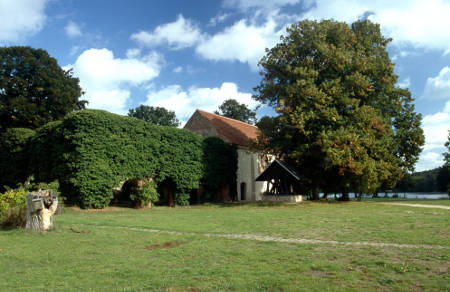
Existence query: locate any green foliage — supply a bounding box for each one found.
[214,99,257,124]
[0,46,86,132]
[254,19,424,199]
[25,109,235,208]
[395,167,449,193]
[126,180,160,207]
[0,128,35,191]
[128,105,180,127]
[202,137,238,200]
[0,187,27,228]
[174,192,190,206]
[444,131,450,166]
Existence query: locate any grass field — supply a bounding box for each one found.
[1,201,449,291]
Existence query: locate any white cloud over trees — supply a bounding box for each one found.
[145,82,257,124]
[66,48,161,114]
[417,99,450,171]
[423,67,450,100]
[0,0,48,42]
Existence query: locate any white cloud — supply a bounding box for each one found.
[423,67,450,100]
[223,0,301,11]
[173,66,183,73]
[398,77,411,88]
[196,19,282,70]
[131,15,203,50]
[66,48,161,114]
[302,0,450,52]
[126,48,141,59]
[65,21,82,38]
[145,82,257,124]
[0,0,48,42]
[416,99,450,171]
[209,13,231,26]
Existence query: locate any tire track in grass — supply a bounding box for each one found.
[87,225,450,250]
[378,203,450,210]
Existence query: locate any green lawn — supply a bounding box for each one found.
[1,202,449,291]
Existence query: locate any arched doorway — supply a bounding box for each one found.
[240,182,246,201]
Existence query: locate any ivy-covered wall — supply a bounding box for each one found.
[20,109,237,208]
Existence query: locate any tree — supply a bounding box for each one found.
[0,46,85,131]
[444,131,450,166]
[254,19,424,200]
[441,131,450,195]
[215,99,257,124]
[128,105,180,127]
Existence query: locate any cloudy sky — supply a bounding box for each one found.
[1,0,449,171]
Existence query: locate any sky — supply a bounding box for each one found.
[0,0,449,172]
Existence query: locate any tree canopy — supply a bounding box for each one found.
[128,105,180,127]
[254,19,424,200]
[0,46,85,131]
[215,99,256,124]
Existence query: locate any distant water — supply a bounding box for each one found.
[324,192,448,199]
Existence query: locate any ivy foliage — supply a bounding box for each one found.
[0,128,36,191]
[26,109,236,208]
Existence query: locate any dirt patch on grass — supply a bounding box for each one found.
[69,227,91,233]
[145,241,185,250]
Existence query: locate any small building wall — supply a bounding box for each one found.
[236,148,272,201]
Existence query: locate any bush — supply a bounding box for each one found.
[175,192,190,206]
[0,187,27,228]
[0,128,35,191]
[130,181,159,207]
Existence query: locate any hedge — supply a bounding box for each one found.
[25,109,237,208]
[0,128,36,191]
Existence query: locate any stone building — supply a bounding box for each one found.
[184,109,271,201]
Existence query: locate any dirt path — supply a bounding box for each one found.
[91,225,449,250]
[379,203,450,210]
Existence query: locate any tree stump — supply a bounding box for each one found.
[26,190,58,231]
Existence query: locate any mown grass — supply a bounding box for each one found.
[1,202,449,291]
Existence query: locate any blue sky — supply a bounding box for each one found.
[1,0,449,171]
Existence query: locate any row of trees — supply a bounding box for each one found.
[2,19,447,202]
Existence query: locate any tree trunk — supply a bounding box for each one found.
[26,190,58,231]
[311,188,320,200]
[341,190,350,201]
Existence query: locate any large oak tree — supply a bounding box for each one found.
[254,20,424,200]
[0,46,85,131]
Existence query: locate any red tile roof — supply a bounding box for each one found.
[186,109,260,147]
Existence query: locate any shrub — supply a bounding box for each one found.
[0,128,35,191]
[174,192,190,206]
[130,181,159,207]
[0,187,27,228]
[202,137,238,200]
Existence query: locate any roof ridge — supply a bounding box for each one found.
[196,109,258,128]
